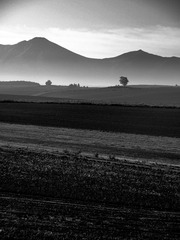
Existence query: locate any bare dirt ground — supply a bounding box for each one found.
[0,144,180,239]
[1,193,179,239]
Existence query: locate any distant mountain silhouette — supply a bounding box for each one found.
[0,37,180,86]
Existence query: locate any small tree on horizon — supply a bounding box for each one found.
[45,80,52,86]
[119,76,129,87]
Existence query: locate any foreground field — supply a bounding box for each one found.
[0,146,180,239]
[1,193,179,240]
[0,102,180,138]
[0,101,179,239]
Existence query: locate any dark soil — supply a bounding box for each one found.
[0,147,179,239]
[0,103,180,137]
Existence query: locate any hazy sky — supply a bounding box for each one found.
[0,0,180,58]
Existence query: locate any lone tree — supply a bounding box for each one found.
[45,80,52,86]
[119,76,129,87]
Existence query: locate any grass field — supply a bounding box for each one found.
[0,123,179,165]
[0,145,180,239]
[40,86,180,107]
[0,102,180,138]
[0,85,180,107]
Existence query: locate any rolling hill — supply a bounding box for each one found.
[0,84,180,107]
[0,37,180,86]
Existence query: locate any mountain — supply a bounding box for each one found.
[0,37,180,86]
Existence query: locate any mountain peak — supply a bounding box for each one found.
[125,49,160,57]
[137,49,145,53]
[135,49,164,58]
[27,37,51,45]
[29,37,49,42]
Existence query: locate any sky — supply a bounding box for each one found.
[0,0,180,58]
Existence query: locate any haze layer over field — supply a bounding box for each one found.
[0,38,180,86]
